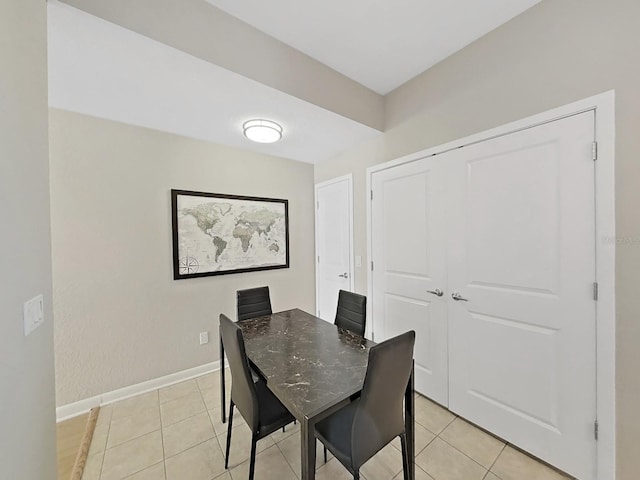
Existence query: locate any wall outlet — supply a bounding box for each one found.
[199,331,209,345]
[24,294,44,336]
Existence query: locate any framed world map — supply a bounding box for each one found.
[171,189,289,279]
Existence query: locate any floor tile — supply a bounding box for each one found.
[392,465,435,480]
[165,438,226,480]
[163,411,215,458]
[491,446,570,480]
[213,473,232,480]
[484,473,502,480]
[217,423,275,469]
[203,387,223,411]
[439,418,505,468]
[81,452,103,480]
[270,421,300,444]
[229,444,297,480]
[390,423,436,456]
[159,379,200,404]
[101,430,164,480]
[88,406,113,457]
[314,458,355,480]
[124,461,166,479]
[361,443,404,480]
[88,426,109,458]
[414,395,456,434]
[209,405,246,436]
[107,405,161,448]
[196,372,219,392]
[276,431,330,477]
[415,437,486,480]
[112,391,159,421]
[160,390,206,426]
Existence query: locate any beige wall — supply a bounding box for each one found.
[0,1,57,478]
[50,110,316,406]
[315,0,640,478]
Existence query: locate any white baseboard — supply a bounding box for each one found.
[56,360,221,422]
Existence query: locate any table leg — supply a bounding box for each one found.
[300,417,317,480]
[220,327,226,423]
[405,360,415,480]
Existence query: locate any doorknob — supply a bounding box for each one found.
[451,292,469,302]
[338,272,349,278]
[427,289,444,297]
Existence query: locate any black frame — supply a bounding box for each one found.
[171,189,289,280]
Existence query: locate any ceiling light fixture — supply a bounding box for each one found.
[242,119,283,143]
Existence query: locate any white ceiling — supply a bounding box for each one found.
[205,0,542,94]
[48,0,542,165]
[47,1,381,164]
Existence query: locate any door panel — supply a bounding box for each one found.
[447,112,596,480]
[371,159,448,405]
[316,178,352,321]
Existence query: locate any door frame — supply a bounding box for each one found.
[315,174,355,317]
[366,90,615,480]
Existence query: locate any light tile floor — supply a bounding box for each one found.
[82,370,573,480]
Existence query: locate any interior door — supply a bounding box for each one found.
[316,176,353,322]
[371,158,448,405]
[446,112,597,480]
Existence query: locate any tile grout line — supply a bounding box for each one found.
[97,406,112,480]
[435,434,493,474]
[481,442,506,480]
[157,388,169,480]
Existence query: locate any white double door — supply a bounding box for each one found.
[371,112,597,480]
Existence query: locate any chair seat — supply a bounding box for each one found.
[315,399,360,468]
[255,380,295,437]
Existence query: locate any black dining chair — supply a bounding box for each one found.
[219,314,295,480]
[220,286,273,420]
[335,290,367,337]
[315,330,415,480]
[237,286,272,320]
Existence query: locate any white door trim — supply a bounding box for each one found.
[366,90,615,480]
[315,174,355,316]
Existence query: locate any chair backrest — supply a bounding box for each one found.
[237,286,272,321]
[219,313,259,432]
[351,330,415,469]
[334,290,367,337]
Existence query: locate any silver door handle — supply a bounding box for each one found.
[451,292,469,302]
[338,272,349,278]
[427,289,444,297]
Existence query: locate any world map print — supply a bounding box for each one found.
[172,191,288,278]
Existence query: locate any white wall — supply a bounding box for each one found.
[315,0,640,477]
[50,110,316,406]
[0,1,57,478]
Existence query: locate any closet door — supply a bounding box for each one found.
[371,158,448,405]
[446,112,597,480]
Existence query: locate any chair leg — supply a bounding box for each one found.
[323,446,327,463]
[399,433,410,480]
[248,436,258,480]
[224,401,235,469]
[282,426,286,433]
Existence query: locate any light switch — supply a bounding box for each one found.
[24,294,44,336]
[355,255,362,268]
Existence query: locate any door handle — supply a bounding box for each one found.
[338,272,349,278]
[451,292,469,302]
[427,289,444,297]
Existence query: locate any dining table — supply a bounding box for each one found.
[219,308,415,480]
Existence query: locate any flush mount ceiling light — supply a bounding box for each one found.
[242,119,283,143]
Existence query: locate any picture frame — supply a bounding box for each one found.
[171,189,289,279]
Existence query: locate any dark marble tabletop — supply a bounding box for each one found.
[237,308,375,420]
